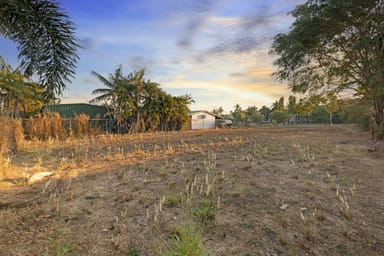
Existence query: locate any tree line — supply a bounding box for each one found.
[214,95,370,127]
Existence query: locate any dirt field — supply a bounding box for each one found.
[0,126,383,256]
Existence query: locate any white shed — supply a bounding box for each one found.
[189,110,221,129]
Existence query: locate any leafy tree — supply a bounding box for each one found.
[287,95,298,115]
[0,0,79,97]
[296,98,313,124]
[271,0,384,139]
[311,105,329,124]
[271,97,285,112]
[232,104,247,124]
[324,94,339,125]
[269,110,288,124]
[338,98,370,127]
[259,105,271,122]
[246,106,261,124]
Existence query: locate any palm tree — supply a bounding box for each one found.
[0,56,45,117]
[0,0,79,97]
[90,66,128,131]
[91,67,150,133]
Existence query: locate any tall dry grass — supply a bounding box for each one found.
[0,117,23,156]
[24,112,67,140]
[73,113,89,138]
[23,112,103,141]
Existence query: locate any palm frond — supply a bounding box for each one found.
[0,0,79,96]
[91,71,114,88]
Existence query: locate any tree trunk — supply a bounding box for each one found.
[372,96,384,140]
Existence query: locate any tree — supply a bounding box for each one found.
[271,0,384,139]
[271,97,285,112]
[259,105,271,122]
[90,66,126,131]
[212,107,224,116]
[246,106,261,124]
[311,106,328,123]
[0,56,46,117]
[338,98,370,127]
[0,0,79,97]
[232,104,247,125]
[91,66,193,133]
[324,94,339,126]
[269,110,288,125]
[287,96,298,115]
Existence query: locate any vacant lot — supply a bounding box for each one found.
[0,126,383,255]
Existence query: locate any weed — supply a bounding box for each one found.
[165,194,181,207]
[166,221,205,256]
[127,247,142,256]
[192,198,216,224]
[159,166,167,177]
[167,180,176,190]
[47,229,74,256]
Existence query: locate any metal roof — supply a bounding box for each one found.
[43,103,110,119]
[189,110,224,119]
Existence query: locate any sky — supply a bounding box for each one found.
[0,0,306,113]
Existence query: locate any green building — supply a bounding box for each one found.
[43,103,110,119]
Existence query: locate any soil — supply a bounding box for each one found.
[0,125,383,256]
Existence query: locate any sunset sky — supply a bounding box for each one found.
[0,0,305,113]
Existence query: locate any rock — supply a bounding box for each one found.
[368,141,384,152]
[28,172,54,184]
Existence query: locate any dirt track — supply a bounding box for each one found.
[0,126,383,255]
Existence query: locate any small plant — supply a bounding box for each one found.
[192,198,216,224]
[47,229,74,256]
[159,166,167,177]
[165,194,181,208]
[166,221,205,256]
[127,247,142,256]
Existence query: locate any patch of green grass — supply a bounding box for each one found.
[166,221,205,256]
[165,194,181,207]
[127,247,142,256]
[48,229,74,256]
[192,198,216,224]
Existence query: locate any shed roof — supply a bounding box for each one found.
[189,110,223,119]
[43,103,110,119]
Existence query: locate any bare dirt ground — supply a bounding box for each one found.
[0,126,383,256]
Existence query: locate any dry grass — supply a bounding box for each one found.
[0,117,23,156]
[23,112,102,141]
[0,126,383,255]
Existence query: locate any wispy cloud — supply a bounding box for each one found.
[54,0,307,111]
[177,0,218,48]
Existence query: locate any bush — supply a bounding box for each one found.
[269,111,288,124]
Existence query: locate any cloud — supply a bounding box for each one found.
[177,0,217,48]
[209,36,263,54]
[126,56,155,71]
[78,37,97,50]
[229,72,245,78]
